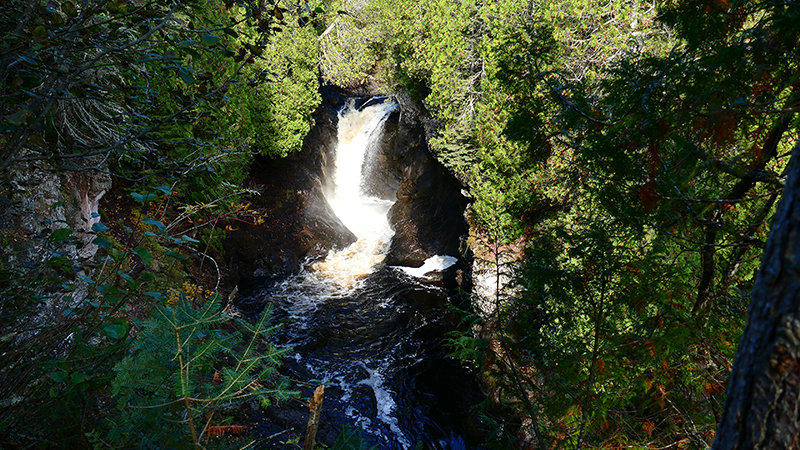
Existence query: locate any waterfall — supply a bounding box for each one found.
[242,97,479,450]
[310,99,398,287]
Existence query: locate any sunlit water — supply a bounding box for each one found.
[311,99,398,288]
[239,98,480,450]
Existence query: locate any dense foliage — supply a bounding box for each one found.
[0,0,321,447]
[316,0,799,447]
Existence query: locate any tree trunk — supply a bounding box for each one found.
[712,138,800,450]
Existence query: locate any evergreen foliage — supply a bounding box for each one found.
[106,290,293,448]
[358,0,799,447]
[2,0,799,447]
[0,0,318,447]
[317,1,382,88]
[443,0,798,446]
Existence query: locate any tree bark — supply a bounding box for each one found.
[693,224,718,314]
[712,138,800,450]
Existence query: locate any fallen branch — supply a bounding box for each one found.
[303,385,325,450]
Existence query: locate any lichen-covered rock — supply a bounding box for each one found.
[1,157,113,322]
[3,158,112,265]
[63,170,112,258]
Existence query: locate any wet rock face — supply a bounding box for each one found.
[360,114,400,201]
[384,91,469,267]
[223,87,356,284]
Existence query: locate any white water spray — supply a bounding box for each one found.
[311,99,398,286]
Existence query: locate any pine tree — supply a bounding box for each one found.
[107,289,295,448]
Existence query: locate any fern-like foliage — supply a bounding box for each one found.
[106,293,295,449]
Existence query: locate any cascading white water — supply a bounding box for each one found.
[245,97,478,450]
[310,99,398,287]
[296,98,414,448]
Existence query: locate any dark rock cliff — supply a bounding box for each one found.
[384,90,470,267]
[223,87,356,286]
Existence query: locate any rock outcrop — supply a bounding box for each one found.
[3,160,112,266]
[383,90,470,267]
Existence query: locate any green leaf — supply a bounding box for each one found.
[93,237,112,248]
[50,228,72,242]
[165,251,188,261]
[97,284,124,296]
[144,291,167,304]
[62,1,77,17]
[102,322,129,341]
[133,246,153,264]
[178,39,198,47]
[49,371,69,383]
[178,66,195,84]
[142,218,166,232]
[131,192,157,204]
[183,47,202,59]
[6,110,28,126]
[179,235,199,243]
[201,34,221,46]
[18,55,38,67]
[70,372,91,384]
[91,222,109,233]
[32,25,47,41]
[154,185,172,195]
[46,256,71,267]
[119,272,137,290]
